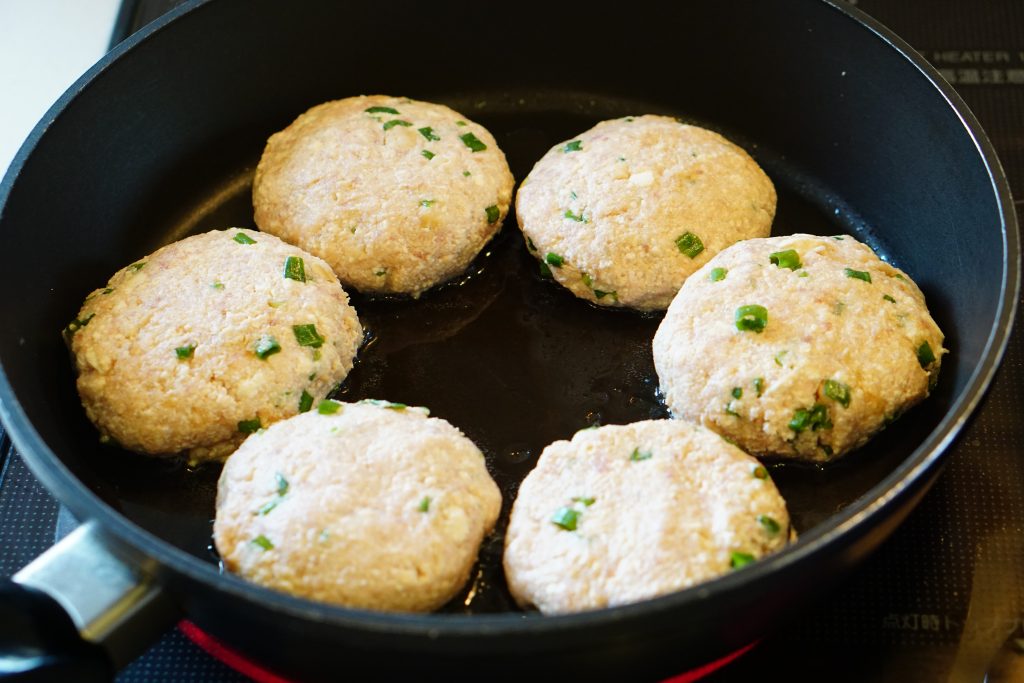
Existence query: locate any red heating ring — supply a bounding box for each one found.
[180,620,757,683]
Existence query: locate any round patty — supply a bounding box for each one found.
[214,400,502,612]
[503,419,792,614]
[253,94,515,298]
[66,228,363,463]
[515,115,776,311]
[652,234,946,462]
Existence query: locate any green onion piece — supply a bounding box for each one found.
[359,398,408,411]
[594,290,616,300]
[789,404,832,433]
[675,232,705,258]
[233,232,257,245]
[275,472,289,496]
[731,387,743,400]
[753,377,764,397]
[238,418,261,434]
[418,126,440,141]
[709,267,727,282]
[563,140,583,152]
[298,390,314,413]
[883,294,896,303]
[894,273,907,281]
[456,120,468,126]
[212,282,225,290]
[769,249,802,270]
[730,551,756,569]
[735,304,768,333]
[463,170,471,176]
[383,119,413,130]
[545,253,564,267]
[373,267,387,277]
[418,496,431,513]
[64,313,96,339]
[624,116,634,122]
[127,262,146,272]
[102,288,114,295]
[564,208,586,222]
[917,341,936,368]
[832,235,845,240]
[254,335,281,359]
[539,261,553,278]
[550,506,579,531]
[420,199,436,207]
[823,379,851,408]
[256,499,279,516]
[318,400,341,415]
[252,535,274,550]
[757,515,781,535]
[460,132,487,152]
[844,267,872,283]
[293,324,325,348]
[421,150,435,160]
[581,273,593,288]
[572,496,596,506]
[752,465,769,479]
[283,256,306,282]
[629,447,653,462]
[365,105,400,114]
[175,344,196,360]
[485,205,500,224]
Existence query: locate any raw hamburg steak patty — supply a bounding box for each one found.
[652,233,946,462]
[65,228,363,463]
[214,400,502,612]
[252,94,515,297]
[503,419,792,614]
[514,115,776,311]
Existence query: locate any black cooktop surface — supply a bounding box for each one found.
[1,1,1022,681]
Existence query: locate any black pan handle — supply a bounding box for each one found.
[1,521,179,681]
[0,579,112,682]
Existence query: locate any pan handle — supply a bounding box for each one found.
[1,520,178,681]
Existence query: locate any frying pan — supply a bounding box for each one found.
[0,0,1018,680]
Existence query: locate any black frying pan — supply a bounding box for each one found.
[0,0,1018,681]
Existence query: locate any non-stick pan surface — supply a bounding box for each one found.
[0,0,1017,680]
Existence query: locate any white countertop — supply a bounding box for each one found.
[0,0,121,178]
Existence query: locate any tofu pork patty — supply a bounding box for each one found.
[253,95,515,297]
[652,234,946,462]
[214,400,502,612]
[65,228,363,463]
[515,115,776,310]
[503,419,792,614]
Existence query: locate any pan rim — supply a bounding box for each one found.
[0,0,1018,643]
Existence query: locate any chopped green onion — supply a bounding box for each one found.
[127,262,146,272]
[456,120,468,126]
[581,273,593,288]
[421,149,435,160]
[293,324,325,348]
[283,256,306,282]
[485,205,500,224]
[594,290,616,300]
[563,140,583,152]
[752,465,769,479]
[420,199,436,207]
[212,282,224,290]
[917,341,936,368]
[359,399,408,411]
[460,132,487,152]
[462,170,471,177]
[844,268,872,283]
[373,267,387,277]
[256,499,279,516]
[709,267,728,282]
[730,551,755,569]
[675,232,704,258]
[564,208,586,222]
[572,496,596,506]
[238,418,262,434]
[252,535,274,550]
[365,105,399,114]
[298,390,314,413]
[735,305,768,333]
[383,119,413,130]
[275,472,289,496]
[731,387,743,400]
[418,126,440,141]
[883,294,896,303]
[769,249,802,270]
[545,253,564,267]
[318,400,341,415]
[233,232,257,245]
[757,515,780,535]
[753,377,764,397]
[102,288,114,295]
[789,404,832,433]
[894,273,907,281]
[629,447,653,462]
[254,335,281,359]
[64,313,96,339]
[175,344,196,360]
[418,496,431,513]
[823,379,851,408]
[832,235,845,240]
[539,261,553,278]
[551,506,579,531]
